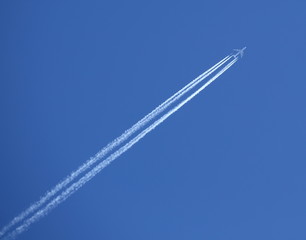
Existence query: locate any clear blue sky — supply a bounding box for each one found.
[0,0,305,239]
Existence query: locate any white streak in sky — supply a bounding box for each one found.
[0,55,233,238]
[3,57,237,240]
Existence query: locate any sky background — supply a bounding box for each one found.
[0,0,306,239]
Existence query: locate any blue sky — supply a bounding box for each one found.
[0,0,305,239]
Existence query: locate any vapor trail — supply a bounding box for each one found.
[0,55,232,238]
[3,57,237,240]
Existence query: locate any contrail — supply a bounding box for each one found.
[0,55,233,238]
[2,57,238,240]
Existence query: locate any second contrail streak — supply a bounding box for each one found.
[3,57,238,240]
[0,55,232,238]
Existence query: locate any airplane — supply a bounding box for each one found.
[233,47,247,58]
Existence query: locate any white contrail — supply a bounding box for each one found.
[3,57,238,240]
[0,55,233,238]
